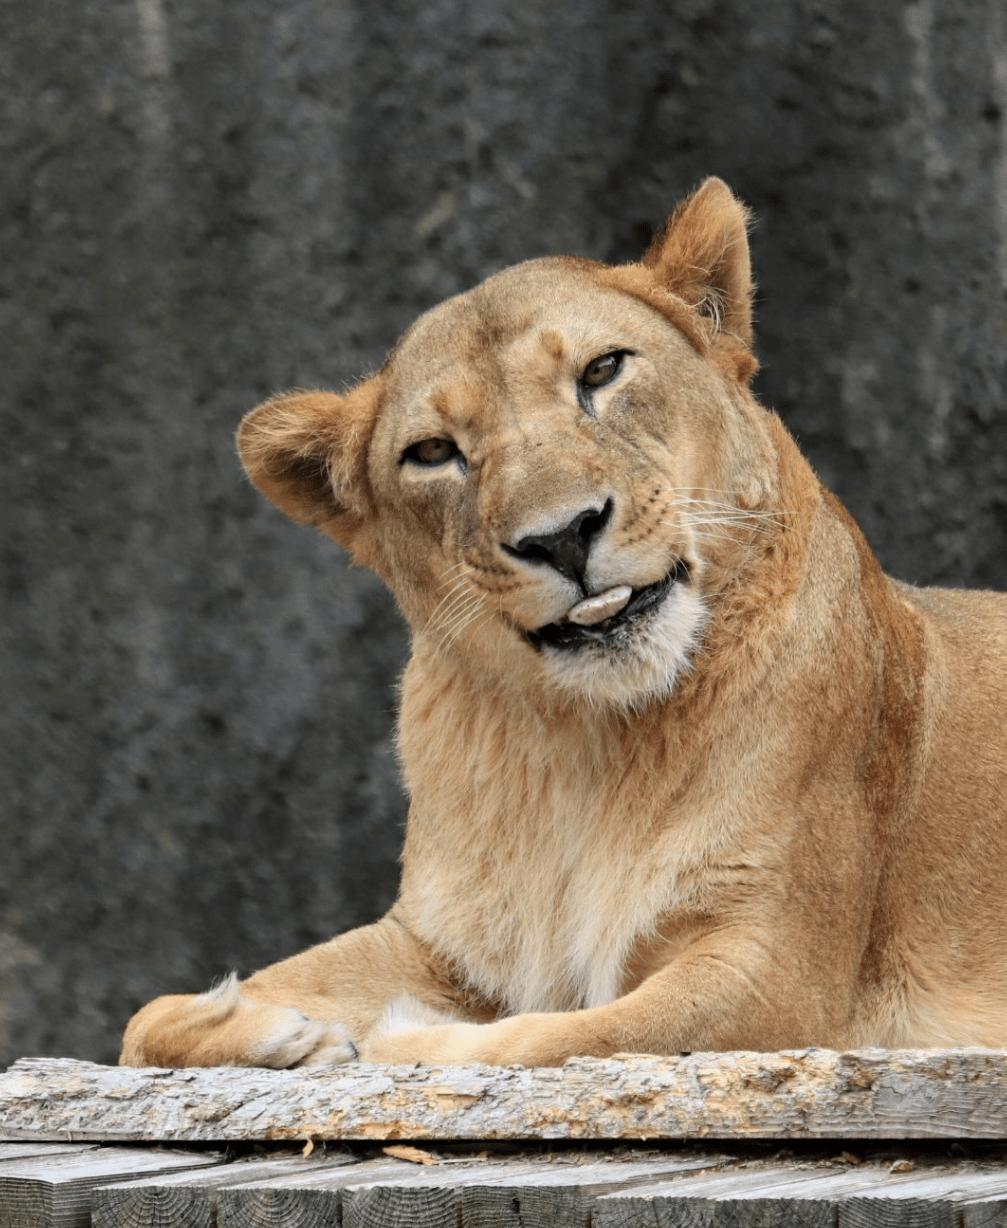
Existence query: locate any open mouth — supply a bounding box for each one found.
[526,561,688,652]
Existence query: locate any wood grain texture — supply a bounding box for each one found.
[594,1164,1007,1228]
[93,1152,1007,1228]
[337,1155,719,1228]
[2,1050,1007,1142]
[838,1169,1007,1228]
[0,1145,98,1165]
[0,1148,220,1228]
[450,1154,730,1228]
[215,1158,420,1228]
[143,1154,735,1228]
[92,1155,359,1228]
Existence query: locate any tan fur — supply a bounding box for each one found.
[120,178,1007,1070]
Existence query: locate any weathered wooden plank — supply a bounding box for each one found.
[594,1163,834,1228]
[961,1194,1007,1228]
[67,1147,1007,1228]
[452,1153,734,1228]
[839,1169,1007,1228]
[3,1050,1007,1141]
[594,1163,1007,1228]
[110,1152,1007,1228]
[0,1145,97,1164]
[215,1157,420,1228]
[91,1153,360,1228]
[339,1157,625,1228]
[0,1147,221,1228]
[700,1167,973,1228]
[237,1154,718,1228]
[340,1166,470,1228]
[213,1153,735,1228]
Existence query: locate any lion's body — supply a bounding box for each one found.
[121,180,1007,1070]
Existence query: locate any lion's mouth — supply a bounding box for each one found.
[526,562,688,652]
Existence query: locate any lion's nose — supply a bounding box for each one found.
[503,500,612,591]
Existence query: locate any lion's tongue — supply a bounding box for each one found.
[565,584,633,627]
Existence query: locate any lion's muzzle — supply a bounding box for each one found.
[527,564,687,652]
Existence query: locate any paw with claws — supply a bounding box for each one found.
[120,974,358,1069]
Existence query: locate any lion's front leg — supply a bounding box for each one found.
[358,1001,612,1067]
[119,916,470,1069]
[359,935,844,1067]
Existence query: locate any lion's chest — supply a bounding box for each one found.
[410,837,663,1013]
[395,658,731,1015]
[398,749,706,1016]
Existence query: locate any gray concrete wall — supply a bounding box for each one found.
[2,0,1006,1066]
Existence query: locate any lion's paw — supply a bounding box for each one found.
[250,1009,357,1068]
[288,1020,358,1067]
[194,975,357,1069]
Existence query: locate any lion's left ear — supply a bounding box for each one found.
[644,177,755,351]
[237,382,379,553]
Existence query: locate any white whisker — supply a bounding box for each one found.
[659,518,775,539]
[437,600,488,654]
[434,592,485,646]
[437,590,483,629]
[428,579,474,626]
[428,596,480,643]
[667,517,776,538]
[670,499,785,522]
[426,565,478,630]
[662,491,788,517]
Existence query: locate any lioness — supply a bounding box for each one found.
[122,178,1007,1070]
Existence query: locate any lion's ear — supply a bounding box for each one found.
[237,384,378,549]
[644,177,755,350]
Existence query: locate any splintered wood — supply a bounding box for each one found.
[1,1048,1006,1142]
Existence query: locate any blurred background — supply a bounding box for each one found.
[2,0,1006,1067]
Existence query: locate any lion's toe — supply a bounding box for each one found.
[250,1010,357,1068]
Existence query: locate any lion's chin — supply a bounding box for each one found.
[532,572,709,710]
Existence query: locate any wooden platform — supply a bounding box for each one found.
[5,1139,1007,1227]
[1,1050,1005,1225]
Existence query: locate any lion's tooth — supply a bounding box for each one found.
[566,585,633,626]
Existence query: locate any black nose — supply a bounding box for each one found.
[503,500,612,590]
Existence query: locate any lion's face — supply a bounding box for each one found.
[239,180,773,708]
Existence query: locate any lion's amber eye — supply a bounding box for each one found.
[402,437,462,466]
[581,352,623,389]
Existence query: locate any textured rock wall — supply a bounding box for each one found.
[2,0,1006,1064]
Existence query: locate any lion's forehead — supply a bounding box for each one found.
[383,257,675,412]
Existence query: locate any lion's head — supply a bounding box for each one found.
[239,179,786,708]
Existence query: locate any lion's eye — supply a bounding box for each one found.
[402,437,463,466]
[581,352,623,389]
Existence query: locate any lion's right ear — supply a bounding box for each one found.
[237,384,378,549]
[643,177,755,351]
